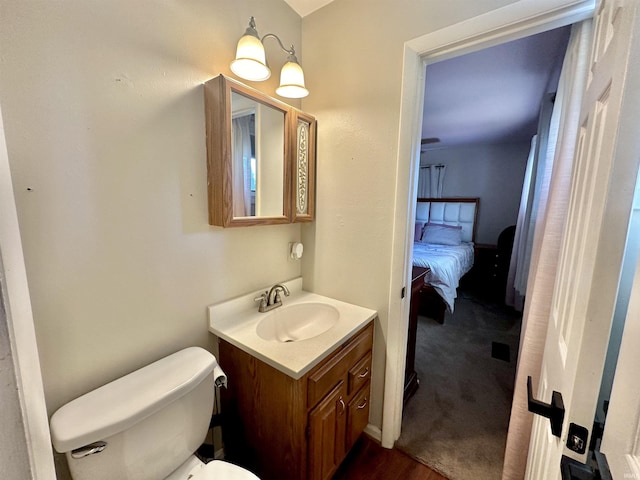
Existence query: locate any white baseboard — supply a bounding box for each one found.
[364,424,383,443]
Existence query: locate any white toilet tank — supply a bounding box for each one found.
[50,347,217,480]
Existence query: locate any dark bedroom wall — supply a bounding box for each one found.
[421,141,531,245]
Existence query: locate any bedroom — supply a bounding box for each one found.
[399,26,571,479]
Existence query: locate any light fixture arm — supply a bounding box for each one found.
[246,16,297,60]
[261,33,298,61]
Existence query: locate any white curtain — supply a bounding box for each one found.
[509,135,537,308]
[506,89,555,311]
[502,20,592,480]
[231,117,252,217]
[417,164,446,198]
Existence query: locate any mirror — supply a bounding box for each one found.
[205,75,291,227]
[204,75,315,227]
[231,92,285,218]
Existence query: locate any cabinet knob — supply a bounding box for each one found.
[339,397,346,415]
[358,367,370,379]
[357,397,368,410]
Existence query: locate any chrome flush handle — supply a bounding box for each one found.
[71,441,107,459]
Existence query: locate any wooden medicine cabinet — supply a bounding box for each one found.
[204,75,316,227]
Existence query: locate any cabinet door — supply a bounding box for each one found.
[346,382,371,451]
[308,382,347,480]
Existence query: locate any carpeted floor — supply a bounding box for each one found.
[396,289,522,480]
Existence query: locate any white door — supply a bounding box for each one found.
[526,0,640,478]
[600,190,640,478]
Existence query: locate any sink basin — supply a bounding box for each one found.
[256,302,340,343]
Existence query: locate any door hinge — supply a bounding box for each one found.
[401,287,406,299]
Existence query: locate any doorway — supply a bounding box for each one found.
[394,28,570,480]
[381,0,596,455]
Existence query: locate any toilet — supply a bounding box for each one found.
[49,347,258,480]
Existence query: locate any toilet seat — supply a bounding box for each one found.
[188,460,259,480]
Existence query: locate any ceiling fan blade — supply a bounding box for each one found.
[421,137,441,151]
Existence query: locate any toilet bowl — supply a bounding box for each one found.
[191,461,259,480]
[49,347,258,480]
[165,454,258,480]
[165,456,258,480]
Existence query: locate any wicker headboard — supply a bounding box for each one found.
[415,197,479,243]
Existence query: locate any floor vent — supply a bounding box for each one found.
[491,341,510,362]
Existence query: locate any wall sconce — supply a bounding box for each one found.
[230,17,309,99]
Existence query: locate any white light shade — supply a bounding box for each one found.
[230,34,271,82]
[276,61,309,98]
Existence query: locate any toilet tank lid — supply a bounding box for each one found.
[50,347,216,453]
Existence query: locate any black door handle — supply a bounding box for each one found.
[527,376,565,438]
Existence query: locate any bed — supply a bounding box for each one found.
[404,198,478,403]
[413,197,478,318]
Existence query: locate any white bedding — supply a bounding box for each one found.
[412,241,474,313]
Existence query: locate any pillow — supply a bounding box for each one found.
[414,221,425,241]
[420,223,462,246]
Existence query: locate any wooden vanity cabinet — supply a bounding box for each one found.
[307,381,347,480]
[218,321,374,480]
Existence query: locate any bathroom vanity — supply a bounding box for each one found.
[219,321,373,480]
[208,279,376,480]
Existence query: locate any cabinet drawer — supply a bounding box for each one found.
[346,382,371,450]
[348,352,371,395]
[307,323,373,409]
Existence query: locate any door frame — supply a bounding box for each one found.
[382,0,596,448]
[0,105,57,477]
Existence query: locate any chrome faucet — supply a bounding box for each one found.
[268,284,290,305]
[254,284,290,313]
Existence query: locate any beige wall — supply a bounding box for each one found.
[301,0,518,428]
[0,0,303,421]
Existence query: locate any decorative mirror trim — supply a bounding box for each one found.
[297,121,308,214]
[291,111,316,222]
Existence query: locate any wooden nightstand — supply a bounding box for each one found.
[469,243,507,301]
[404,267,428,404]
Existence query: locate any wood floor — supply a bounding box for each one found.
[333,435,448,480]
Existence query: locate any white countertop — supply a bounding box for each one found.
[208,278,377,379]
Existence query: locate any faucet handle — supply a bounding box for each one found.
[254,291,268,311]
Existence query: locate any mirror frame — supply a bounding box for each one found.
[205,75,292,227]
